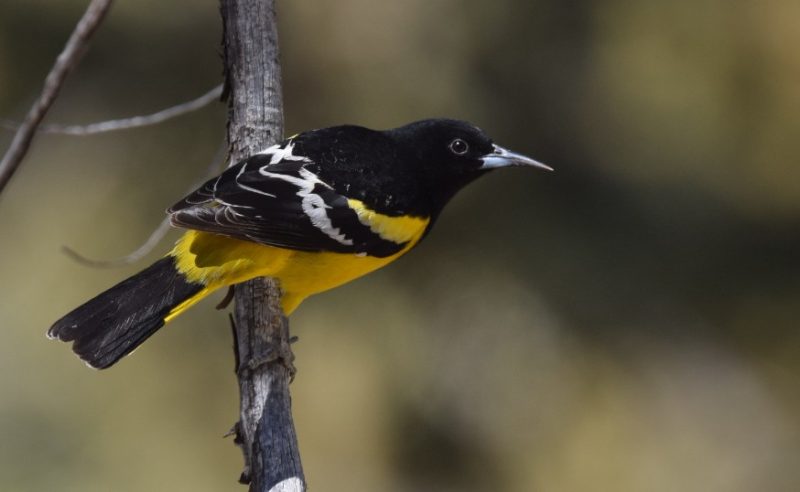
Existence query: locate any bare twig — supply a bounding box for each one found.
[220,0,305,490]
[0,0,113,195]
[60,141,227,268]
[0,84,223,136]
[61,217,173,268]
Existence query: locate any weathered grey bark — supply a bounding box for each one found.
[220,1,305,491]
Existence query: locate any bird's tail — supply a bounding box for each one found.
[48,256,208,369]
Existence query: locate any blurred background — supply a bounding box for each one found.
[1,0,799,490]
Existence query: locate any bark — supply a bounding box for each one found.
[220,1,305,490]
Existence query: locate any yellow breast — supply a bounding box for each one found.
[169,203,430,315]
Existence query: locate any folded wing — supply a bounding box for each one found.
[168,150,406,258]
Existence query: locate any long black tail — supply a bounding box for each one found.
[48,256,204,369]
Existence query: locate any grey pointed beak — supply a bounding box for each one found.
[480,144,553,171]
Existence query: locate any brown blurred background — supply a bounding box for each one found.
[1,0,799,491]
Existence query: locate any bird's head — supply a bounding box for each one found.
[388,118,551,212]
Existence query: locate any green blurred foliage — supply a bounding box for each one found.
[1,0,798,490]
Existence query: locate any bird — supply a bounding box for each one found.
[48,118,551,369]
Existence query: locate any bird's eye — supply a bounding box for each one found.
[449,138,469,155]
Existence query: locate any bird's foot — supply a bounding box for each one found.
[216,286,235,310]
[239,335,299,381]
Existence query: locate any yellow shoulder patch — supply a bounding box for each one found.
[347,198,429,244]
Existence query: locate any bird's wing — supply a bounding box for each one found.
[168,145,407,257]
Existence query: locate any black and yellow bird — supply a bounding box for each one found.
[48,118,551,369]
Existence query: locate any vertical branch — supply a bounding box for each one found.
[220,1,305,491]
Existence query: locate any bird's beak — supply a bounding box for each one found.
[480,144,553,171]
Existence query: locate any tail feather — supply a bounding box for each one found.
[48,256,205,369]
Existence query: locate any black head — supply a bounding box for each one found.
[387,118,551,214]
[292,118,549,218]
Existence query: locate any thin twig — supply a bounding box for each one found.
[0,85,223,136]
[0,0,113,195]
[60,141,227,268]
[61,217,172,268]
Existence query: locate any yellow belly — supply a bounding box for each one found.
[167,227,423,318]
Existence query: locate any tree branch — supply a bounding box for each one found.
[61,216,173,268]
[219,1,305,491]
[60,141,227,268]
[0,0,113,195]
[0,84,223,137]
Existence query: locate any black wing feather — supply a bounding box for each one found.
[168,151,404,257]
